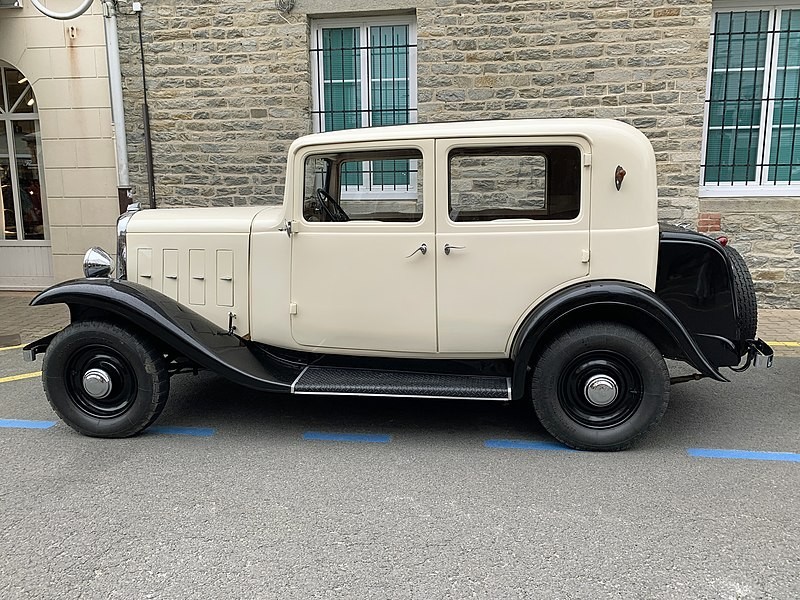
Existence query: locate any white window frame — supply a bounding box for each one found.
[701,2,800,197]
[310,16,418,200]
[0,63,49,243]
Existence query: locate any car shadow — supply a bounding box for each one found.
[161,371,547,441]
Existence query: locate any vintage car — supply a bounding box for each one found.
[23,119,773,450]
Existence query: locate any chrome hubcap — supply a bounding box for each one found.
[82,368,113,400]
[583,374,618,407]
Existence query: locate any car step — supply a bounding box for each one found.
[292,366,511,401]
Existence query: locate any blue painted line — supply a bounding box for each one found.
[148,426,215,437]
[485,439,576,452]
[0,418,56,429]
[303,431,391,444]
[688,448,800,463]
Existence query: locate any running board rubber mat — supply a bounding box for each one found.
[292,366,511,400]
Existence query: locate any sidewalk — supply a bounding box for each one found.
[1,291,798,356]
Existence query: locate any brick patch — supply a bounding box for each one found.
[697,212,722,233]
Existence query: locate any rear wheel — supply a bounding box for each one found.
[530,322,669,451]
[42,320,169,438]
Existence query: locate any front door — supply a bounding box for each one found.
[435,138,591,354]
[290,140,436,353]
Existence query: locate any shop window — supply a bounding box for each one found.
[1,64,47,241]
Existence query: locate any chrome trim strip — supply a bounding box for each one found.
[293,391,510,401]
[506,377,512,402]
[290,365,311,394]
[116,202,141,280]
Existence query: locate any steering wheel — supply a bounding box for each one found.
[315,188,349,222]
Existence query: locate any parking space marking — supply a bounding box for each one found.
[0,344,24,353]
[766,341,800,347]
[147,426,216,437]
[688,448,800,463]
[0,371,41,384]
[303,431,391,443]
[0,419,56,429]
[485,439,577,452]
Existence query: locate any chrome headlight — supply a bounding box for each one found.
[116,202,141,280]
[83,247,114,278]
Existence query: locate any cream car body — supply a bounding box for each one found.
[127,119,658,359]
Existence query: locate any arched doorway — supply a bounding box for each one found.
[0,61,52,289]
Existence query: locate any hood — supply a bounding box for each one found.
[127,206,282,234]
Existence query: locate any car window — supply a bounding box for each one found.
[448,146,581,222]
[303,148,423,223]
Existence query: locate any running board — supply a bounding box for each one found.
[292,366,511,401]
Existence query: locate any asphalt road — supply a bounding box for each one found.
[0,347,798,600]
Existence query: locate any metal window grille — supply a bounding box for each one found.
[703,9,800,186]
[310,19,418,196]
[310,21,418,133]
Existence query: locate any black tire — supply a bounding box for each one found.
[530,322,670,451]
[724,245,758,341]
[42,320,169,438]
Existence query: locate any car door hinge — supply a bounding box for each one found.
[581,249,590,263]
[289,302,298,315]
[583,153,592,167]
[279,220,295,237]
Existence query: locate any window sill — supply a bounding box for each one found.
[699,186,800,198]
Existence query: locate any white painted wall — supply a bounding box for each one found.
[0,1,117,287]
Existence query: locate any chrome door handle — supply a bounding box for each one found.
[406,243,427,258]
[444,244,465,255]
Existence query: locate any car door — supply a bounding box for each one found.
[435,137,591,354]
[290,140,437,353]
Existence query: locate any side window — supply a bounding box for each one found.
[303,148,423,223]
[448,146,581,222]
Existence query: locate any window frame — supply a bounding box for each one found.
[301,146,425,224]
[309,16,418,200]
[0,63,49,243]
[701,2,800,197]
[445,144,583,225]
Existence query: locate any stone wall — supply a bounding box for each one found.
[114,0,800,308]
[116,0,710,221]
[116,0,311,208]
[700,199,800,308]
[416,0,711,227]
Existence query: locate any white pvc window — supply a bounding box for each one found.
[702,5,800,196]
[310,17,418,199]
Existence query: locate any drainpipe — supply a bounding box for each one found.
[29,0,132,213]
[100,0,132,213]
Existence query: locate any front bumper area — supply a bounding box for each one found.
[22,332,57,362]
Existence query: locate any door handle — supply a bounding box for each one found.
[406,243,428,258]
[444,244,465,256]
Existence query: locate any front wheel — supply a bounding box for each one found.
[42,320,170,438]
[530,322,669,451]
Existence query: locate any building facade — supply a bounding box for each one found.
[2,0,798,308]
[0,0,119,288]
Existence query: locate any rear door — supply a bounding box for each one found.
[435,138,591,354]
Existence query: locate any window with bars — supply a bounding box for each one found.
[703,7,800,191]
[310,17,417,197]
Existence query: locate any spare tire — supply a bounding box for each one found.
[724,245,758,341]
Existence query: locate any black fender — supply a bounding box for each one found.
[510,280,728,400]
[27,278,301,392]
